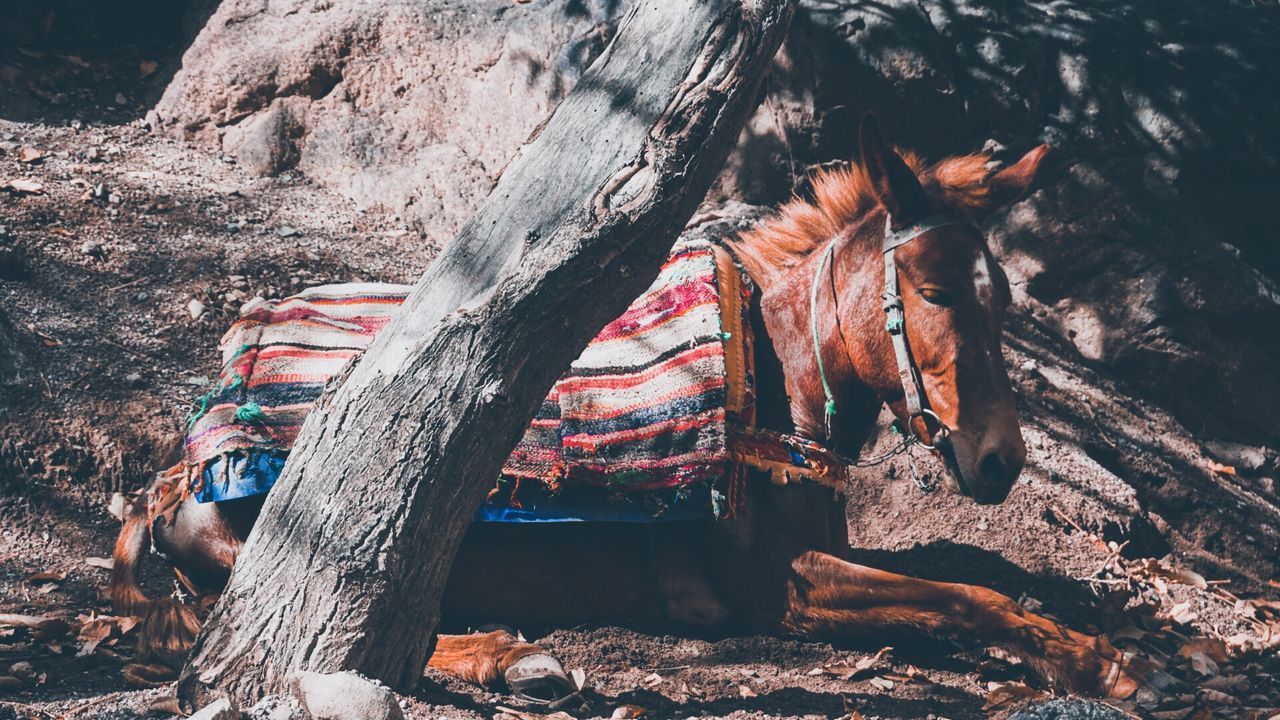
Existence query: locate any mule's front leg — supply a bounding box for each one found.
[427,630,574,702]
[781,551,1151,698]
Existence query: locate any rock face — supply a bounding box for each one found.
[154,0,1280,446]
[153,0,625,247]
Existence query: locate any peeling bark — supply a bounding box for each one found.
[177,0,797,705]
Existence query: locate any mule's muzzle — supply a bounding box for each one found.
[972,450,1016,504]
[938,433,1023,505]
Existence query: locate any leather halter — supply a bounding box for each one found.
[809,212,974,448]
[880,213,972,446]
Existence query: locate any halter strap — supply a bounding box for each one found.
[807,212,971,443]
[881,213,970,445]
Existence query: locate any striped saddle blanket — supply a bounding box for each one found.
[172,237,850,524]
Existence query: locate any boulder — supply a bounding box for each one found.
[292,671,403,720]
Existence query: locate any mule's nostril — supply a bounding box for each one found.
[980,452,1008,485]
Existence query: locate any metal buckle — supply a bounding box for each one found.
[908,408,950,450]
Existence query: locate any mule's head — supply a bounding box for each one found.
[845,116,1052,504]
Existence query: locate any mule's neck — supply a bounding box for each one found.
[749,216,888,458]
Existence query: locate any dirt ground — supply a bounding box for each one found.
[2,19,1278,720]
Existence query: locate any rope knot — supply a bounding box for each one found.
[234,402,266,424]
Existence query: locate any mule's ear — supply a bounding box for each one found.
[858,114,930,226]
[980,144,1054,218]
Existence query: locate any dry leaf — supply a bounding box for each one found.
[122,662,176,688]
[821,646,892,680]
[24,325,61,346]
[737,684,757,698]
[1112,625,1148,643]
[1167,601,1199,625]
[145,696,182,715]
[0,613,64,633]
[611,705,646,719]
[1196,688,1237,706]
[84,557,114,570]
[1177,637,1228,663]
[79,619,115,642]
[1149,708,1195,720]
[2,179,44,194]
[17,147,44,163]
[1137,559,1208,589]
[1187,651,1218,677]
[983,680,1048,710]
[569,667,587,692]
[1206,460,1236,476]
[642,672,663,686]
[1201,674,1248,692]
[75,614,139,656]
[26,570,66,583]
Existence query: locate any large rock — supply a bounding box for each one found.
[292,671,403,720]
[188,698,240,720]
[153,0,625,248]
[153,0,1280,446]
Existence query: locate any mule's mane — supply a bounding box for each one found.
[730,151,992,283]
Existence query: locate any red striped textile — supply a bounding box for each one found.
[182,238,755,503]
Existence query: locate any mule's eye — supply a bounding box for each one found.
[919,287,953,306]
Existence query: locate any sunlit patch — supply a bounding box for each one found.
[973,252,994,308]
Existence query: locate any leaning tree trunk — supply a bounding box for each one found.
[177,0,796,705]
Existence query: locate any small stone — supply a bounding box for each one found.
[294,671,404,720]
[133,291,150,302]
[80,240,104,257]
[92,183,109,201]
[9,662,34,678]
[226,222,241,234]
[977,520,989,531]
[184,376,211,387]
[247,694,310,720]
[188,698,239,720]
[187,299,207,320]
[277,225,300,238]
[114,92,128,106]
[124,372,144,387]
[1020,360,1037,372]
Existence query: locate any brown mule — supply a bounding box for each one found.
[110,116,1159,702]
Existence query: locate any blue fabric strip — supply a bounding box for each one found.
[199,451,713,523]
[196,452,288,503]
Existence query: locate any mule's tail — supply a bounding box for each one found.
[109,491,154,616]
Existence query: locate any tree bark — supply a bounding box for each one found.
[177,0,796,705]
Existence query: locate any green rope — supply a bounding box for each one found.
[809,239,839,437]
[234,401,266,424]
[186,343,254,429]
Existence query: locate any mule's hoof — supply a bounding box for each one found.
[504,653,574,704]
